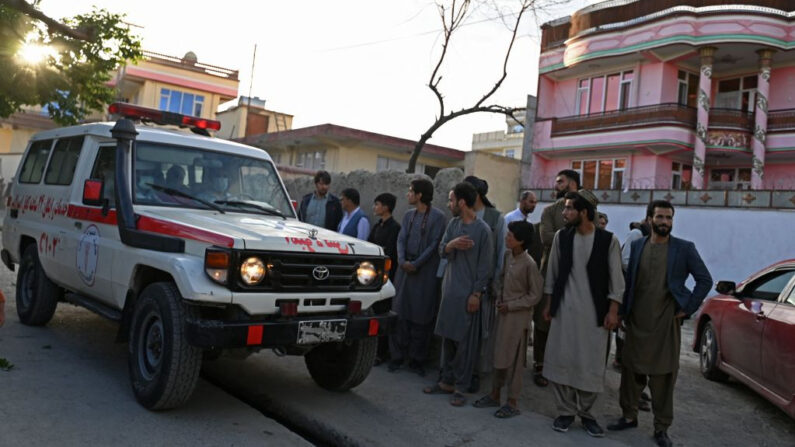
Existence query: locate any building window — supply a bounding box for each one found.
[571,158,626,189]
[677,70,699,107]
[709,168,752,190]
[504,149,516,159]
[159,88,205,116]
[376,156,423,173]
[715,76,757,112]
[576,70,633,115]
[671,162,693,190]
[295,150,326,170]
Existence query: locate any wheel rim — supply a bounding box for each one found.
[700,327,714,372]
[138,311,164,381]
[19,261,37,310]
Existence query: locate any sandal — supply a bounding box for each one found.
[449,391,467,407]
[423,383,454,395]
[494,405,521,418]
[473,395,500,408]
[533,371,549,387]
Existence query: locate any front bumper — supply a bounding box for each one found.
[185,311,396,349]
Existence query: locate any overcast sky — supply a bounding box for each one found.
[39,0,597,150]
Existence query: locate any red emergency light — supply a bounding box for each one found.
[108,102,221,132]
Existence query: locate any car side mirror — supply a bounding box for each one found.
[715,280,737,296]
[83,179,104,206]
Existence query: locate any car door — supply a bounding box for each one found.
[68,144,118,304]
[761,273,795,402]
[720,268,795,382]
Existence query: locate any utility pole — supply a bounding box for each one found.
[242,43,257,138]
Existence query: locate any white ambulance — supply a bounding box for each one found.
[2,103,395,409]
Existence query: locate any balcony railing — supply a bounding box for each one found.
[541,0,795,51]
[546,104,795,137]
[708,108,754,131]
[142,50,239,81]
[549,103,696,136]
[768,109,795,133]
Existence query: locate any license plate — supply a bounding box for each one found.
[297,319,348,345]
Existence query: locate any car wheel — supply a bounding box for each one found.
[700,321,729,382]
[16,243,62,326]
[305,337,377,391]
[128,282,202,410]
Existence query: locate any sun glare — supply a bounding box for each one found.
[18,42,53,65]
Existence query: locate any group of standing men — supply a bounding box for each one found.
[297,168,713,447]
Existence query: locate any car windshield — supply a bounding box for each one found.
[132,142,294,217]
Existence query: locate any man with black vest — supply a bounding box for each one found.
[541,190,624,437]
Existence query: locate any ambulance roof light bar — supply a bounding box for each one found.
[108,103,222,133]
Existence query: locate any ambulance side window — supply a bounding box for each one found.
[90,146,116,208]
[19,139,54,184]
[45,136,85,185]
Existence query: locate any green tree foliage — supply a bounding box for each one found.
[0,1,142,124]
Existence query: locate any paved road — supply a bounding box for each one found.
[1,262,793,446]
[0,269,309,447]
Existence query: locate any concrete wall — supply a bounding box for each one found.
[282,168,465,225]
[526,200,795,288]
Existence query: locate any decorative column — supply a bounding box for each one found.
[752,49,774,189]
[692,46,716,189]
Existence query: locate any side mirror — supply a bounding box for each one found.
[83,179,104,206]
[715,280,737,296]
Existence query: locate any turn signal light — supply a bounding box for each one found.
[383,258,392,283]
[205,249,230,284]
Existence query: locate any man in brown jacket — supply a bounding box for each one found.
[534,169,580,386]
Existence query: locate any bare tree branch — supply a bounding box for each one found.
[408,0,549,173]
[1,0,94,41]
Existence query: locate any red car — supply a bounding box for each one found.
[693,259,795,419]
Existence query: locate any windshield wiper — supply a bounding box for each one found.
[214,200,286,219]
[146,183,225,214]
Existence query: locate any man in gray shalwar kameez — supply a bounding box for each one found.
[389,178,447,375]
[422,182,493,407]
[542,190,624,437]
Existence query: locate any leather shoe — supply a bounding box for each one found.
[607,417,638,431]
[654,430,672,447]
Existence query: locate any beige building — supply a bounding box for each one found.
[110,50,239,120]
[0,50,240,180]
[242,124,465,178]
[471,110,526,160]
[216,96,293,141]
[464,150,522,213]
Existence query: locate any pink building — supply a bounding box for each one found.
[531,0,795,191]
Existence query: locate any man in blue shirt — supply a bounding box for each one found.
[338,188,370,240]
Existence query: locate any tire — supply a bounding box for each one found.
[128,282,202,410]
[16,243,62,326]
[305,337,377,391]
[700,321,729,382]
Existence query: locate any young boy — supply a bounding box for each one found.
[473,220,543,417]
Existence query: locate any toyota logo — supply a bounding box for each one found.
[312,266,330,280]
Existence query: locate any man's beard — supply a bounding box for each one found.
[521,205,535,215]
[556,189,567,199]
[652,222,671,236]
[564,215,580,228]
[451,205,460,217]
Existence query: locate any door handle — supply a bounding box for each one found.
[9,209,18,218]
[74,221,82,230]
[755,312,766,321]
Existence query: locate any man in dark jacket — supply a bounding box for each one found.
[297,170,343,231]
[608,200,712,447]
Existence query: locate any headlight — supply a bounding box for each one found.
[356,261,377,285]
[240,257,266,285]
